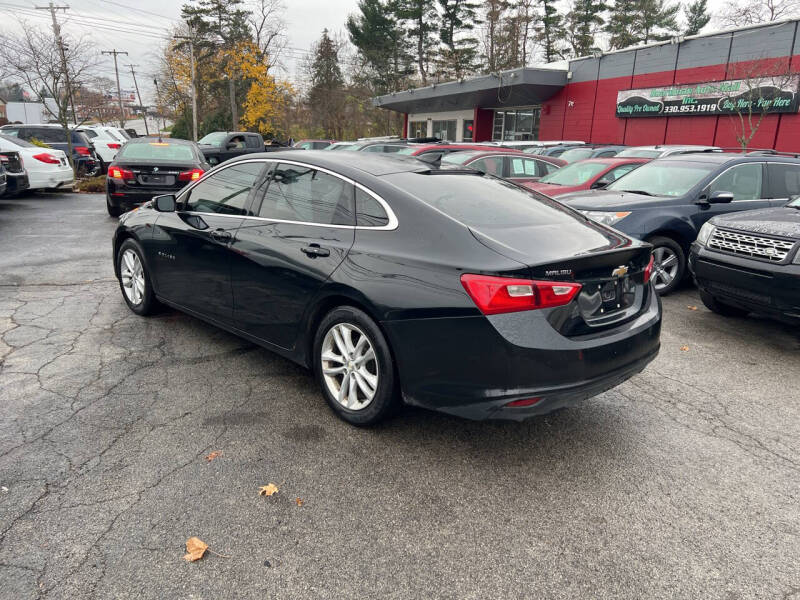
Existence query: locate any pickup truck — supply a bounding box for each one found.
[197,131,267,166]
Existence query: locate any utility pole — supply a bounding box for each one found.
[126,64,149,135]
[153,78,167,137]
[102,49,128,128]
[174,34,198,141]
[36,1,76,172]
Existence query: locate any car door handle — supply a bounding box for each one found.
[301,244,330,258]
[210,228,232,243]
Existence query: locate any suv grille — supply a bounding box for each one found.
[709,228,795,262]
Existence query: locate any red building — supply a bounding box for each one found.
[374,19,800,152]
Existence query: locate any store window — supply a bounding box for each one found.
[432,119,457,141]
[462,120,474,142]
[492,107,541,141]
[409,120,427,138]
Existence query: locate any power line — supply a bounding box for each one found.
[126,63,149,134]
[101,48,128,127]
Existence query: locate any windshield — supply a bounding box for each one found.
[441,152,478,165]
[616,148,661,158]
[117,142,195,161]
[558,148,594,163]
[0,134,34,148]
[198,132,228,147]
[538,161,607,186]
[606,161,716,196]
[395,147,415,155]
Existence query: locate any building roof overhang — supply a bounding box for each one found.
[373,67,568,114]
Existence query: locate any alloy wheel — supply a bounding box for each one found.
[651,246,679,291]
[320,323,379,411]
[120,249,145,306]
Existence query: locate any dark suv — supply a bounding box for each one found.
[558,154,800,294]
[0,124,99,176]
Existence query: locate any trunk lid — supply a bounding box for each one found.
[113,160,192,190]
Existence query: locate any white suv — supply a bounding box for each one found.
[77,126,130,172]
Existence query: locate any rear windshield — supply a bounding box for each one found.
[606,161,717,196]
[0,134,34,148]
[538,161,607,186]
[616,148,661,158]
[117,142,195,161]
[558,148,595,163]
[384,172,579,228]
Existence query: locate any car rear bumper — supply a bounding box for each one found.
[107,181,183,209]
[27,166,74,190]
[690,244,800,320]
[382,286,662,420]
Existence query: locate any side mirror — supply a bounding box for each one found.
[708,190,734,204]
[154,194,176,212]
[592,178,612,189]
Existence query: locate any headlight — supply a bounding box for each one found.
[696,222,716,247]
[580,210,631,226]
[793,248,800,264]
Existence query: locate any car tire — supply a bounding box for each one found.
[116,239,157,316]
[313,306,399,426]
[647,236,685,296]
[106,190,122,217]
[699,290,750,318]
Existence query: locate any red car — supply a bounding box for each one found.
[395,143,521,162]
[440,150,566,183]
[523,157,650,196]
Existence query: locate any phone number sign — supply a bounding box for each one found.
[615,76,800,118]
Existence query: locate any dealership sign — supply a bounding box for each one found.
[615,76,800,118]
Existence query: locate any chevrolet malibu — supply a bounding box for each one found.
[112,152,662,425]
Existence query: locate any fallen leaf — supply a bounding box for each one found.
[687,305,698,311]
[295,497,304,506]
[184,537,209,562]
[259,483,279,497]
[205,451,222,462]
[680,345,690,352]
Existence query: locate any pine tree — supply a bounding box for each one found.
[637,0,679,43]
[306,29,346,139]
[437,0,481,79]
[481,0,511,72]
[347,0,413,93]
[394,0,439,84]
[566,0,608,57]
[606,0,640,49]
[537,0,565,62]
[684,0,711,35]
[181,0,251,45]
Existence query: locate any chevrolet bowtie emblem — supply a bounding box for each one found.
[153,167,159,172]
[611,265,629,278]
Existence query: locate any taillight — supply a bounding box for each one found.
[32,152,61,164]
[643,255,655,284]
[505,397,542,408]
[107,143,121,150]
[75,146,91,156]
[460,274,582,315]
[108,166,134,180]
[178,168,204,182]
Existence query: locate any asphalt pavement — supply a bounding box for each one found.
[1,192,798,599]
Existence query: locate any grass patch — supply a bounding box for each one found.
[75,175,106,193]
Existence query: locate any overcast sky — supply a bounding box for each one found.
[3,0,732,104]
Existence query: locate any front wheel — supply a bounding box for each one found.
[116,239,157,315]
[313,306,399,426]
[648,236,685,296]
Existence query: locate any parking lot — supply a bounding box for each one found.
[0,191,798,599]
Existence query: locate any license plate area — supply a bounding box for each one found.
[138,174,175,186]
[577,275,641,327]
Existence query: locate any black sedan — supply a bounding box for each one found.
[558,154,800,295]
[106,138,209,217]
[112,152,662,425]
[690,200,800,322]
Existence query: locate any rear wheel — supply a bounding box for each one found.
[313,306,398,426]
[106,193,122,217]
[700,290,750,318]
[647,236,685,296]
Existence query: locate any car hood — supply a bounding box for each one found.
[525,182,588,197]
[556,189,666,209]
[710,206,800,239]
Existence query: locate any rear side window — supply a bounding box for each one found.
[470,156,504,176]
[508,157,538,177]
[72,132,92,146]
[355,188,389,227]
[258,163,354,225]
[82,129,99,139]
[34,128,67,144]
[766,163,800,198]
[709,163,763,201]
[184,161,266,215]
[246,135,261,149]
[385,172,579,229]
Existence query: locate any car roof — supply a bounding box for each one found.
[225,149,429,177]
[657,152,800,165]
[126,137,196,145]
[571,157,650,165]
[409,143,520,154]
[626,144,719,151]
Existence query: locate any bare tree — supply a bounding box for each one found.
[0,19,99,172]
[717,0,800,28]
[717,58,799,149]
[246,0,288,70]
